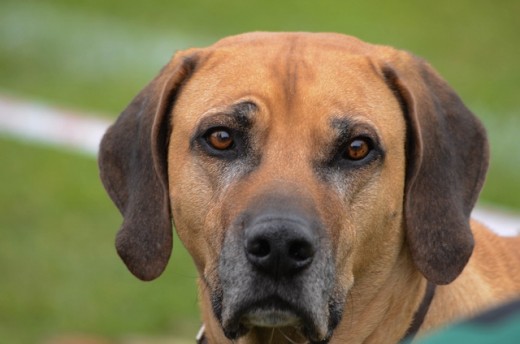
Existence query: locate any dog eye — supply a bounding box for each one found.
[206,128,234,150]
[343,137,372,161]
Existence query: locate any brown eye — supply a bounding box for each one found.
[207,129,234,150]
[344,138,371,160]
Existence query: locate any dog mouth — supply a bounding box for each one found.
[242,306,301,328]
[233,296,302,328]
[220,295,333,343]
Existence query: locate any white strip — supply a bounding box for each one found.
[0,96,518,236]
[472,207,520,237]
[0,96,110,156]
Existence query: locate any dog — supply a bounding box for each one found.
[98,32,520,343]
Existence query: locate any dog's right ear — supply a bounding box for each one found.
[98,51,198,281]
[378,51,489,285]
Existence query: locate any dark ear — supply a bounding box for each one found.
[381,53,489,285]
[98,52,198,281]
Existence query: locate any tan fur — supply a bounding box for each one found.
[98,32,520,344]
[422,222,520,335]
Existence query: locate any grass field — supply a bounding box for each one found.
[0,139,200,343]
[1,1,519,342]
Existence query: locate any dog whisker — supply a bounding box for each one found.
[345,288,356,334]
[269,327,275,344]
[277,328,309,344]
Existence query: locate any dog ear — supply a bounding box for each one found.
[380,53,489,285]
[98,52,198,281]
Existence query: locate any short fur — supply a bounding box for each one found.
[99,32,520,343]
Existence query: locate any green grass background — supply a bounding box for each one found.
[1,0,519,343]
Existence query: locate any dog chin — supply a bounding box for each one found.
[220,299,334,343]
[242,308,301,328]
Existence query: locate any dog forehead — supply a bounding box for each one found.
[209,32,376,52]
[172,32,403,138]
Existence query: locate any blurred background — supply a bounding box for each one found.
[1,1,519,343]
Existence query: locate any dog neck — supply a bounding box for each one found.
[196,286,435,344]
[196,260,435,344]
[333,247,430,343]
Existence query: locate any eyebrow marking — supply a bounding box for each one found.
[229,100,258,125]
[201,100,258,125]
[331,117,355,137]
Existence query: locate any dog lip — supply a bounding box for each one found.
[229,296,299,326]
[241,308,301,328]
[223,295,326,341]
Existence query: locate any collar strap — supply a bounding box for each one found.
[402,281,437,341]
[196,324,207,344]
[195,283,437,343]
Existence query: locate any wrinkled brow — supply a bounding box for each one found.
[231,100,258,118]
[330,117,355,138]
[202,100,258,127]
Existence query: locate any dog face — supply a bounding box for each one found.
[99,33,488,342]
[168,36,407,340]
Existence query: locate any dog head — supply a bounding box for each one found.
[99,32,488,342]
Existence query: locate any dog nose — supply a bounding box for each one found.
[244,218,316,277]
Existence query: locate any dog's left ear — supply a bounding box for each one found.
[98,51,198,281]
[380,52,489,285]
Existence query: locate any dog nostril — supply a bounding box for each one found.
[247,238,271,258]
[288,240,315,262]
[243,217,318,276]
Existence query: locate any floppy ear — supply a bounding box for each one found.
[381,53,489,285]
[98,52,198,281]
